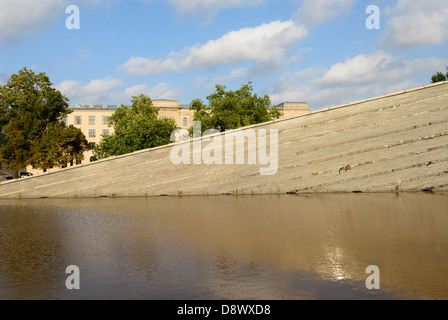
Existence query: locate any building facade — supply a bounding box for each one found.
[26,100,309,175]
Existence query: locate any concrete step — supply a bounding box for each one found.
[1,81,447,198]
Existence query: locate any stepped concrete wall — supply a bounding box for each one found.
[0,81,447,199]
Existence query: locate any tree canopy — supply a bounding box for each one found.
[30,122,88,171]
[190,82,282,134]
[431,66,448,83]
[93,94,178,160]
[0,68,87,177]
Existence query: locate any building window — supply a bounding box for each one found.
[88,116,96,125]
[89,129,96,138]
[88,142,96,149]
[74,116,82,125]
[61,117,68,125]
[182,117,188,127]
[102,116,109,125]
[102,129,110,136]
[161,116,167,120]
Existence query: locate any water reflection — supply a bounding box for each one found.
[0,204,68,299]
[0,193,447,299]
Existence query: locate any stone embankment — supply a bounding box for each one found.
[0,81,447,198]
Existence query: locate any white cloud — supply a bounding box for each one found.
[55,78,182,104]
[316,51,397,86]
[204,68,249,91]
[109,83,183,103]
[0,0,118,41]
[270,52,448,108]
[118,20,308,75]
[169,0,263,12]
[56,78,124,104]
[296,0,356,27]
[168,0,263,21]
[145,82,183,100]
[383,0,448,49]
[0,0,65,40]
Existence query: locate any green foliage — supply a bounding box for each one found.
[190,82,282,134]
[93,94,178,159]
[431,67,448,83]
[0,68,87,176]
[30,122,88,171]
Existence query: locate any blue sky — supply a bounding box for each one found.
[0,0,447,109]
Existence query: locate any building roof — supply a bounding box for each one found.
[69,104,120,110]
[275,102,310,110]
[69,101,309,111]
[68,100,191,111]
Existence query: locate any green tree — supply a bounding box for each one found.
[431,67,448,83]
[0,68,87,178]
[93,94,178,159]
[190,82,282,134]
[30,122,88,171]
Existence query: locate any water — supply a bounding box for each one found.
[0,193,447,300]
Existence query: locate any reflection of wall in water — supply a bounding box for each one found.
[145,194,448,299]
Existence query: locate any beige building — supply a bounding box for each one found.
[27,99,309,175]
[277,102,310,118]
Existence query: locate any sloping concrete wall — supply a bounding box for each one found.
[0,81,447,198]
